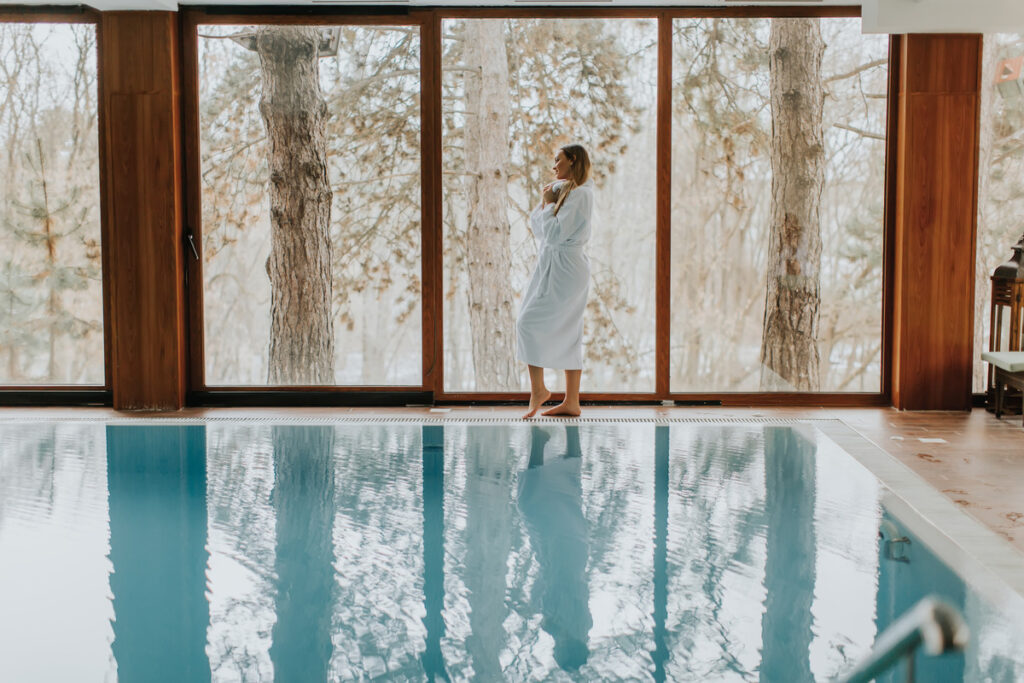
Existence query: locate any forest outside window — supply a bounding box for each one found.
[669,17,888,394]
[197,23,422,387]
[441,17,658,394]
[0,22,104,386]
[189,12,891,400]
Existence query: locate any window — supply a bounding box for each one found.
[974,33,1024,393]
[197,23,422,386]
[0,22,103,385]
[441,18,658,393]
[670,18,888,393]
[187,11,891,401]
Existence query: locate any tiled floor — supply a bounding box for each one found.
[830,407,1024,553]
[2,403,1022,555]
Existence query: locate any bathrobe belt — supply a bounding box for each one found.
[537,243,585,298]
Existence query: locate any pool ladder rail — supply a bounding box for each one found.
[836,595,969,683]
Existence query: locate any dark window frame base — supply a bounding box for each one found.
[188,390,433,407]
[0,390,112,407]
[0,391,981,410]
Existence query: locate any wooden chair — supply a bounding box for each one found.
[982,351,1024,427]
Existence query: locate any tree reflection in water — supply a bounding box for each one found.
[269,425,336,681]
[760,426,817,682]
[462,425,516,679]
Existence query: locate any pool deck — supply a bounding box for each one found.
[2,404,1022,557]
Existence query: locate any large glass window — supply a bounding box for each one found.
[190,13,892,399]
[441,18,658,393]
[197,24,422,386]
[974,33,1024,393]
[670,18,888,393]
[0,23,103,385]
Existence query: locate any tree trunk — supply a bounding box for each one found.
[760,19,825,391]
[255,27,335,385]
[463,20,518,391]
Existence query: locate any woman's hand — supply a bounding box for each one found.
[542,183,558,206]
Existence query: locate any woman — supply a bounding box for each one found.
[517,144,594,419]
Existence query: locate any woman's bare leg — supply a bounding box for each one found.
[523,365,552,419]
[542,369,582,417]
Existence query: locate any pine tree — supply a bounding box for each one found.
[254,27,335,385]
[0,24,102,384]
[759,18,825,391]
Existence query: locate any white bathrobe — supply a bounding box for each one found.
[516,179,594,370]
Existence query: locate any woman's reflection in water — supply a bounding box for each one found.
[517,426,593,671]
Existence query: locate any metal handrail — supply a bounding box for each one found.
[836,595,969,683]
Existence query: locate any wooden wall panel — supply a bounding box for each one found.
[100,12,186,410]
[892,34,981,410]
[902,34,980,94]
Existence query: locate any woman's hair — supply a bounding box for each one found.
[553,144,591,216]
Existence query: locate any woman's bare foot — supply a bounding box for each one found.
[541,401,581,417]
[523,390,552,419]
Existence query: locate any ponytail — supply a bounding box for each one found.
[552,180,576,217]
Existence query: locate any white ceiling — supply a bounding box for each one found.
[5,0,1024,34]
[864,0,1024,33]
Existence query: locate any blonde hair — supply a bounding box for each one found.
[552,144,592,216]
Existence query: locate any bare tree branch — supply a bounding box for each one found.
[824,58,887,84]
[832,122,885,141]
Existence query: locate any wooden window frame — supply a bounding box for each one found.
[181,5,893,408]
[0,8,112,405]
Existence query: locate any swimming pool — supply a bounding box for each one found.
[0,419,1021,682]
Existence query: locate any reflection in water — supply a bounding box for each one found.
[463,425,516,679]
[0,425,112,682]
[652,425,669,682]
[760,426,817,683]
[106,425,210,682]
[518,426,593,671]
[326,426,426,678]
[666,427,765,678]
[876,511,965,682]
[421,426,448,681]
[205,426,277,681]
[270,426,336,681]
[2,422,1023,681]
[0,426,58,530]
[965,584,1024,682]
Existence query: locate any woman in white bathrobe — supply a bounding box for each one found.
[518,144,593,419]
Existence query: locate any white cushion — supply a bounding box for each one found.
[982,351,1024,373]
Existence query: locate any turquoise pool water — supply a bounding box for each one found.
[0,421,1021,682]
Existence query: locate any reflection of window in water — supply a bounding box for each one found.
[517,426,593,671]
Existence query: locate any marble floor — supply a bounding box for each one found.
[2,404,1022,555]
